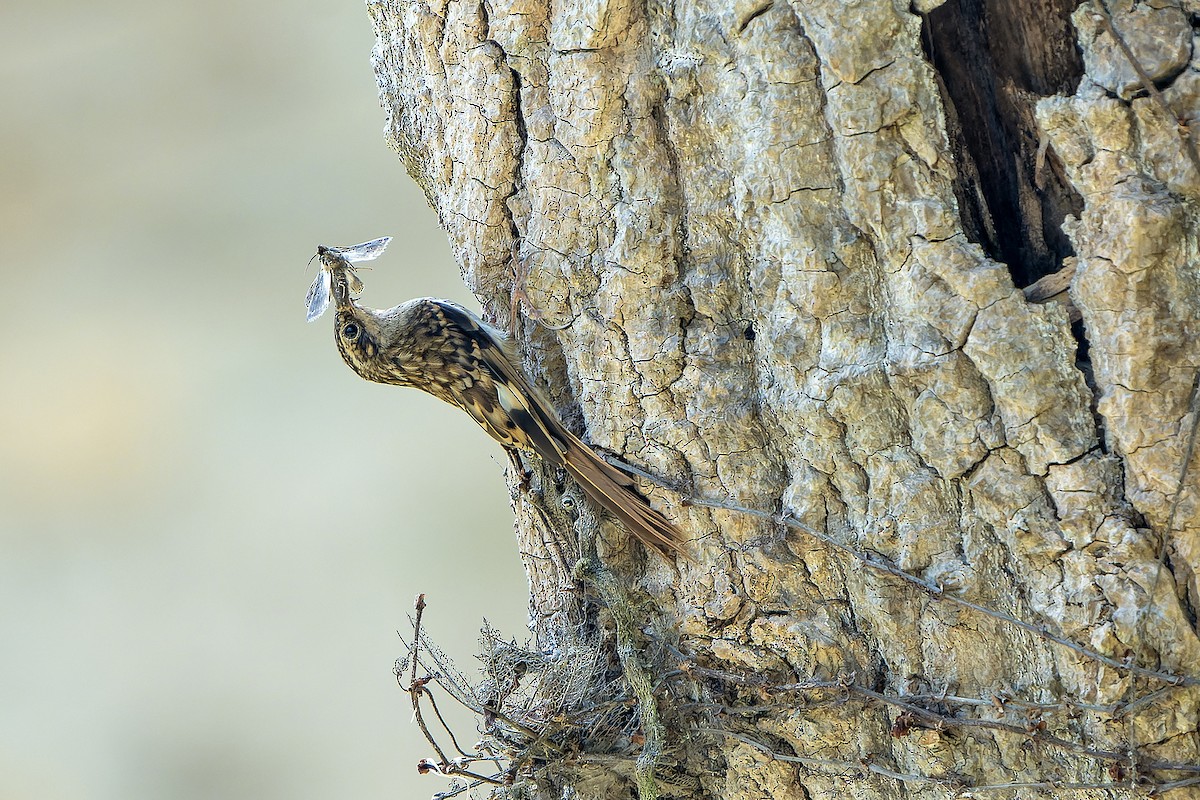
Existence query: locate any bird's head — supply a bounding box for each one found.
[332,297,400,385]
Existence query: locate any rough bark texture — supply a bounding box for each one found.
[367,0,1200,797]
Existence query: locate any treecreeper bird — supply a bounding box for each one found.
[306,238,686,558]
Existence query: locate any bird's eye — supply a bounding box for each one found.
[341,322,359,340]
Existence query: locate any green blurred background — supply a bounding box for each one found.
[0,0,528,797]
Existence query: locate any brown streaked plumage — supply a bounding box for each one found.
[315,246,685,558]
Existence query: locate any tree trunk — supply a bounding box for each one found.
[367,0,1200,797]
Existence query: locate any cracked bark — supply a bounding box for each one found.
[367,0,1200,797]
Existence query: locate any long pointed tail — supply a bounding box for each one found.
[559,440,686,558]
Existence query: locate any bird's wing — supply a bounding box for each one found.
[425,301,686,557]
[420,300,570,464]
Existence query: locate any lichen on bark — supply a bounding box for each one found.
[368,0,1200,796]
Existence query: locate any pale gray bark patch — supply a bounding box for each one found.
[1037,24,1200,618]
[1073,3,1192,99]
[369,0,1200,795]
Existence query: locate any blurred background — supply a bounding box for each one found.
[0,0,528,797]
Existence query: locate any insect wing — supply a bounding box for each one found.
[335,236,392,263]
[305,269,332,322]
[346,268,364,295]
